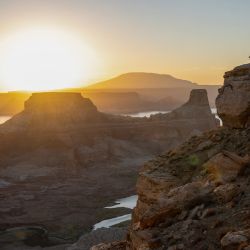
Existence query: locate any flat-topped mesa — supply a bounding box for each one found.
[24,92,98,115]
[216,63,250,128]
[1,92,106,131]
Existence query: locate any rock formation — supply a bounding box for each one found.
[0,90,217,248]
[150,89,219,136]
[125,128,250,250]
[0,92,106,132]
[164,89,217,123]
[124,65,250,250]
[216,63,250,128]
[90,64,250,250]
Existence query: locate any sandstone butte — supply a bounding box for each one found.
[90,64,250,250]
[0,89,217,249]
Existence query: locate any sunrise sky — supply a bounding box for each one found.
[0,0,250,90]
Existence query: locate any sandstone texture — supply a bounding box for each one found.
[0,90,217,248]
[216,63,250,128]
[126,127,250,249]
[92,65,250,249]
[121,65,250,250]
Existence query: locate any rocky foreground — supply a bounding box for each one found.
[92,64,250,250]
[126,127,250,250]
[0,89,217,248]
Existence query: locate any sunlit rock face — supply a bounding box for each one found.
[216,63,250,128]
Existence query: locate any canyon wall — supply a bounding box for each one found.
[0,89,217,248]
[119,64,250,250]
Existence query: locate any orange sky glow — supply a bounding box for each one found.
[0,0,250,91]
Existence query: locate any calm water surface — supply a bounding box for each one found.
[0,116,11,124]
[122,111,170,117]
[123,108,218,117]
[93,195,138,230]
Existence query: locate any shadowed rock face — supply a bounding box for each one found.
[187,89,210,106]
[0,91,218,248]
[150,89,219,132]
[168,89,215,119]
[125,128,250,250]
[1,92,106,132]
[24,92,98,115]
[216,63,250,128]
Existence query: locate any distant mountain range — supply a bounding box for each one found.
[87,72,198,89]
[0,72,221,115]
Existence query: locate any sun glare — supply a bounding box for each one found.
[0,28,98,91]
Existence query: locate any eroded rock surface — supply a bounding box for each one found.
[92,64,250,249]
[0,91,217,248]
[115,65,250,250]
[216,64,250,128]
[151,89,219,128]
[126,127,250,249]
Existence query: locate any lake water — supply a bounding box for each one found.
[93,195,138,230]
[122,111,170,118]
[105,195,138,209]
[0,116,11,124]
[123,109,222,125]
[123,108,218,117]
[93,214,132,230]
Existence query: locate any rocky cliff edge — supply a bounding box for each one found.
[92,64,250,250]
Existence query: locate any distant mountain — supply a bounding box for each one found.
[88,72,197,89]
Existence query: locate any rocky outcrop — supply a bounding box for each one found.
[166,89,217,122]
[149,89,220,142]
[0,90,218,248]
[216,64,250,128]
[127,127,250,250]
[94,65,250,250]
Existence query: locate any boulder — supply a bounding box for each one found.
[221,229,250,248]
[216,64,250,128]
[213,183,241,203]
[203,150,249,183]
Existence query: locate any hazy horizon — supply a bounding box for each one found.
[0,0,250,91]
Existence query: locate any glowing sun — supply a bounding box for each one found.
[0,28,98,91]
